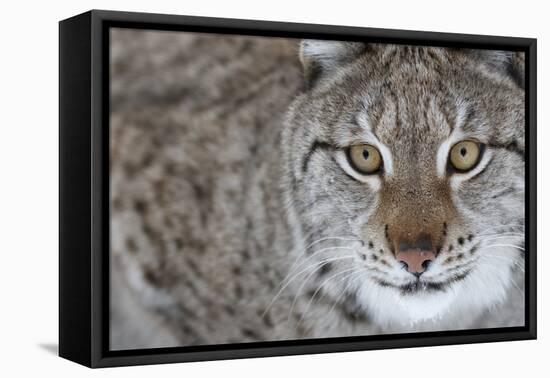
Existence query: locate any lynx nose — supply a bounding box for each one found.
[395,235,436,276]
[396,250,436,275]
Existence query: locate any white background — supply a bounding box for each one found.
[0,0,546,376]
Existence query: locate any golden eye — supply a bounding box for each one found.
[449,140,482,172]
[348,144,382,174]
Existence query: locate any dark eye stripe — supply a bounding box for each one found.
[487,140,524,161]
[301,140,334,173]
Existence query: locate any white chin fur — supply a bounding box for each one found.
[356,280,459,327]
[355,246,518,331]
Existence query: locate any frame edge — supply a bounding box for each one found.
[59,11,94,368]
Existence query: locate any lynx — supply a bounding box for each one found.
[110,29,525,349]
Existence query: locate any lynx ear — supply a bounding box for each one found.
[471,50,525,89]
[300,40,367,88]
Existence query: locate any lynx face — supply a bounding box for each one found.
[283,42,525,327]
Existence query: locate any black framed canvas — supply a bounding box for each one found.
[59,9,537,368]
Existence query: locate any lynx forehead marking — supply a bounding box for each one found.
[356,110,394,176]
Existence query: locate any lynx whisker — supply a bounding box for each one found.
[262,255,355,318]
[287,238,361,272]
[478,236,525,246]
[325,271,365,320]
[287,264,323,323]
[296,267,361,326]
[481,254,525,273]
[478,259,524,297]
[476,232,524,238]
[483,244,525,252]
[286,245,359,280]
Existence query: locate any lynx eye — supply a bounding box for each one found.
[449,140,482,172]
[347,144,382,174]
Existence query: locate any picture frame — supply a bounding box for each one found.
[59,9,537,368]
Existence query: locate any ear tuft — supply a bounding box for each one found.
[300,40,366,88]
[471,50,525,89]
